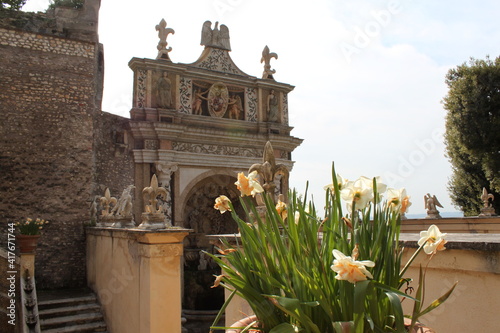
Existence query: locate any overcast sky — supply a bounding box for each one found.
[24,0,500,215]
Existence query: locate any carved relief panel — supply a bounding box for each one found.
[191,80,245,120]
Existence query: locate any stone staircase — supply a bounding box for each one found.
[38,289,107,333]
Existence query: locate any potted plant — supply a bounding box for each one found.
[208,166,455,332]
[15,217,49,253]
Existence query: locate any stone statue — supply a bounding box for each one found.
[424,193,443,219]
[200,21,231,51]
[155,18,175,60]
[192,88,209,115]
[111,185,135,218]
[227,94,243,119]
[261,45,278,79]
[156,71,172,109]
[267,89,279,122]
[479,187,496,217]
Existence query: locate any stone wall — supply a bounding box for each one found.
[0,8,102,289]
[93,112,135,210]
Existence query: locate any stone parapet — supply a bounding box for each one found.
[401,216,500,233]
[86,227,191,333]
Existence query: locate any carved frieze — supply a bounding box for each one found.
[196,48,241,74]
[179,77,192,114]
[144,140,159,150]
[136,69,147,108]
[172,142,262,158]
[282,92,289,125]
[245,87,258,122]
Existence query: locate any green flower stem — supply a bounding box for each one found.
[399,242,426,278]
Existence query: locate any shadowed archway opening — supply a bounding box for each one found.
[182,174,244,332]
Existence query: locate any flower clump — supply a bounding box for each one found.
[209,167,456,332]
[15,218,49,235]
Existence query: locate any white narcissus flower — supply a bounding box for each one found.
[340,179,373,211]
[331,249,375,284]
[214,195,231,214]
[234,171,264,197]
[275,200,287,220]
[387,188,412,213]
[323,174,349,193]
[418,224,447,254]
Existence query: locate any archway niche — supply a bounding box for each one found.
[182,174,243,315]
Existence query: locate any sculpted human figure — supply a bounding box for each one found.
[156,71,172,108]
[267,89,279,122]
[192,88,209,115]
[227,94,242,119]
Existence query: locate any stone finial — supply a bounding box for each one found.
[99,188,117,217]
[138,174,168,230]
[424,193,443,219]
[479,187,496,217]
[156,18,175,60]
[248,141,289,203]
[261,45,278,79]
[200,20,231,51]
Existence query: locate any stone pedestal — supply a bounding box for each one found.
[86,227,192,333]
[138,212,167,230]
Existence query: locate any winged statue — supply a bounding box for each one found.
[200,20,231,51]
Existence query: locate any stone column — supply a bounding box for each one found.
[155,162,178,225]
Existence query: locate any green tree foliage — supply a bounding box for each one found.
[1,0,27,10]
[48,0,84,10]
[443,56,500,216]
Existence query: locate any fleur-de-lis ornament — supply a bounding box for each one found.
[100,188,117,216]
[248,141,289,203]
[261,45,278,79]
[142,174,167,214]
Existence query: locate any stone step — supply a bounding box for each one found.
[39,303,101,319]
[37,289,107,332]
[42,320,107,333]
[38,295,98,310]
[41,312,104,329]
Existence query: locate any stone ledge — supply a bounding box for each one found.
[86,226,192,244]
[401,216,500,234]
[207,233,500,252]
[400,233,500,251]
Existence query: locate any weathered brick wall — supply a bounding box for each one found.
[93,112,135,212]
[0,17,101,289]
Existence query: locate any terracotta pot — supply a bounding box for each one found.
[404,318,435,333]
[17,234,40,253]
[226,317,434,333]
